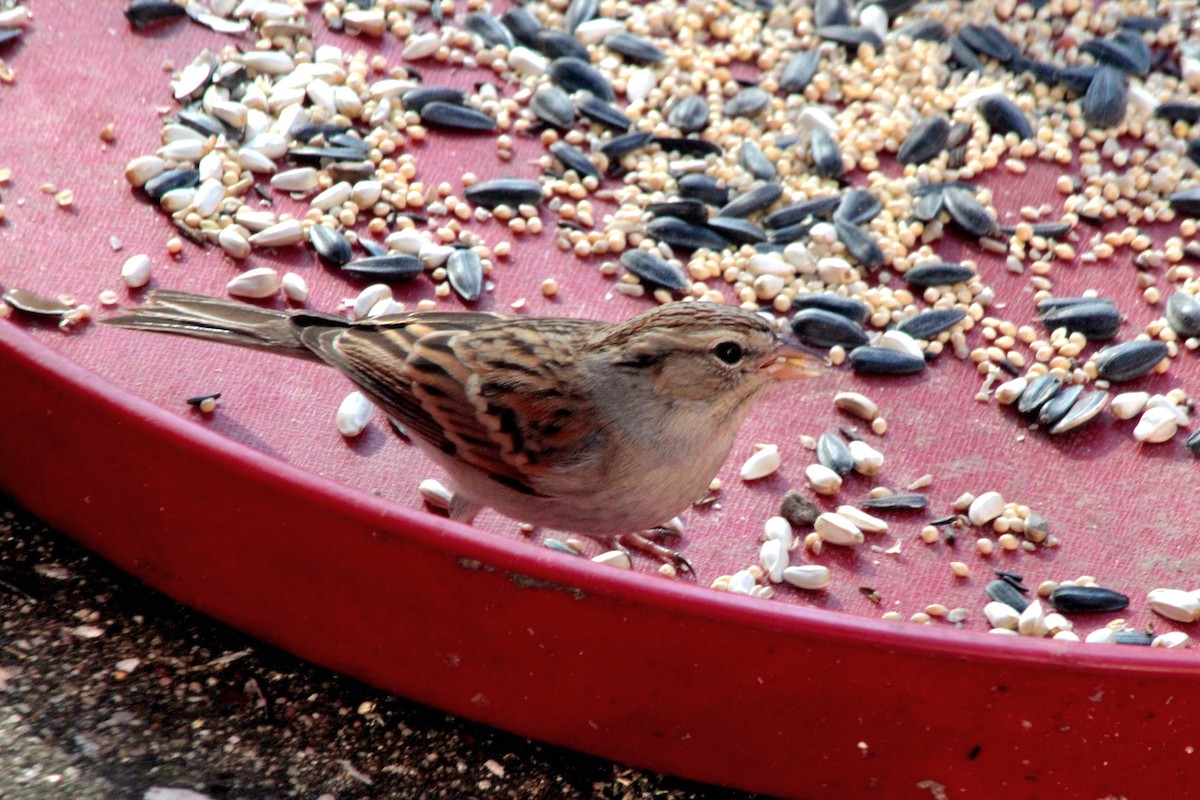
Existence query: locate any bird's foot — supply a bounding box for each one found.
[614,528,693,576]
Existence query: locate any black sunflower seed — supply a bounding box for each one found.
[817,432,855,475]
[943,187,999,237]
[898,115,950,165]
[977,94,1033,140]
[309,224,353,267]
[790,308,869,349]
[725,86,771,118]
[548,57,615,102]
[791,293,870,324]
[677,174,730,206]
[287,146,374,164]
[986,579,1030,613]
[1082,66,1127,129]
[548,141,601,180]
[810,129,844,179]
[860,493,929,511]
[1081,33,1150,76]
[144,168,200,202]
[1017,374,1063,415]
[912,191,944,222]
[358,238,388,258]
[718,183,782,218]
[740,141,777,181]
[948,34,985,71]
[1094,340,1168,382]
[654,137,723,157]
[603,31,666,64]
[418,102,497,131]
[833,189,881,225]
[532,29,590,62]
[463,12,515,48]
[903,262,976,288]
[619,249,690,292]
[401,86,466,113]
[705,217,767,244]
[646,217,729,251]
[562,0,598,34]
[779,50,821,94]
[896,308,967,339]
[1189,139,1200,165]
[898,19,947,42]
[1113,631,1153,646]
[834,219,883,269]
[499,7,542,48]
[1156,102,1200,124]
[958,24,1016,62]
[1120,16,1167,31]
[178,108,230,139]
[599,131,654,164]
[1186,428,1200,455]
[814,0,850,27]
[1037,384,1084,428]
[848,346,926,375]
[1167,187,1200,216]
[816,24,882,51]
[1049,586,1130,613]
[340,254,424,282]
[575,95,632,132]
[447,249,483,302]
[464,178,544,209]
[667,95,710,133]
[0,28,22,48]
[647,200,709,226]
[768,222,816,244]
[1166,291,1200,338]
[126,0,187,29]
[530,85,575,129]
[763,196,840,229]
[1039,300,1122,340]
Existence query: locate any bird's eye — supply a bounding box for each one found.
[713,341,744,365]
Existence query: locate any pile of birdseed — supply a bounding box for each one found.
[5,0,1200,644]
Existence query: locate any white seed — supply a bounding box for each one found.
[0,6,32,27]
[311,181,352,211]
[762,516,793,548]
[1018,599,1047,637]
[1052,631,1080,642]
[368,298,404,318]
[157,138,208,162]
[226,267,280,299]
[388,230,427,255]
[1133,406,1179,443]
[967,491,1005,526]
[994,377,1028,405]
[159,187,196,213]
[727,569,757,595]
[234,206,278,232]
[984,601,1020,630]
[835,505,887,533]
[192,178,225,217]
[1146,588,1200,622]
[805,463,842,495]
[878,329,924,359]
[344,8,387,35]
[989,628,1020,636]
[244,132,288,160]
[858,4,889,40]
[351,180,382,209]
[760,538,788,583]
[814,512,864,546]
[782,565,831,591]
[281,272,309,303]
[217,226,251,259]
[1145,394,1190,427]
[1110,391,1150,419]
[210,99,248,129]
[507,47,548,76]
[797,106,839,137]
[1085,627,1116,644]
[740,444,781,480]
[162,123,207,144]
[248,218,304,248]
[271,167,319,194]
[418,478,453,510]
[847,440,884,476]
[747,254,795,278]
[592,550,632,569]
[336,391,373,437]
[1044,613,1073,635]
[120,254,152,288]
[353,284,392,320]
[574,18,625,43]
[1151,631,1190,648]
[833,391,878,421]
[418,243,454,268]
[237,148,277,174]
[403,31,441,60]
[124,155,165,188]
[241,51,295,75]
[626,68,658,103]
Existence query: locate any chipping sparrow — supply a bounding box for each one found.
[106,291,820,543]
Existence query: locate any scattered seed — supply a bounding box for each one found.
[848,346,925,376]
[805,463,842,495]
[336,391,373,437]
[1049,585,1130,614]
[782,565,831,591]
[741,444,782,481]
[860,493,928,511]
[619,249,689,293]
[120,254,152,289]
[1095,341,1169,382]
[898,115,949,166]
[791,308,868,349]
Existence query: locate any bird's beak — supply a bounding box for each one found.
[760,336,827,380]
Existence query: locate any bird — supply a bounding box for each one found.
[104,291,821,564]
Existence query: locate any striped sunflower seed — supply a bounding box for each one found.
[779,49,821,94]
[549,141,601,179]
[340,254,424,282]
[977,94,1034,139]
[897,115,949,165]
[896,308,967,340]
[548,57,615,102]
[903,262,975,288]
[645,217,729,251]
[309,224,352,267]
[667,95,710,133]
[1082,66,1128,129]
[1094,341,1168,382]
[464,178,544,209]
[718,182,782,218]
[790,308,869,349]
[446,249,484,302]
[418,102,497,132]
[603,31,666,63]
[530,85,575,129]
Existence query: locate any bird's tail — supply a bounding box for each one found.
[102,290,342,360]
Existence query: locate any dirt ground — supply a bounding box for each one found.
[0,495,760,800]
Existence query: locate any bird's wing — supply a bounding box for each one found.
[298,313,604,498]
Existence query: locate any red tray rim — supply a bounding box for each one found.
[4,317,1196,676]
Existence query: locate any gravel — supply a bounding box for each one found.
[0,496,756,800]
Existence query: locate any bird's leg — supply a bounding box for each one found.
[449,493,481,525]
[615,528,693,575]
